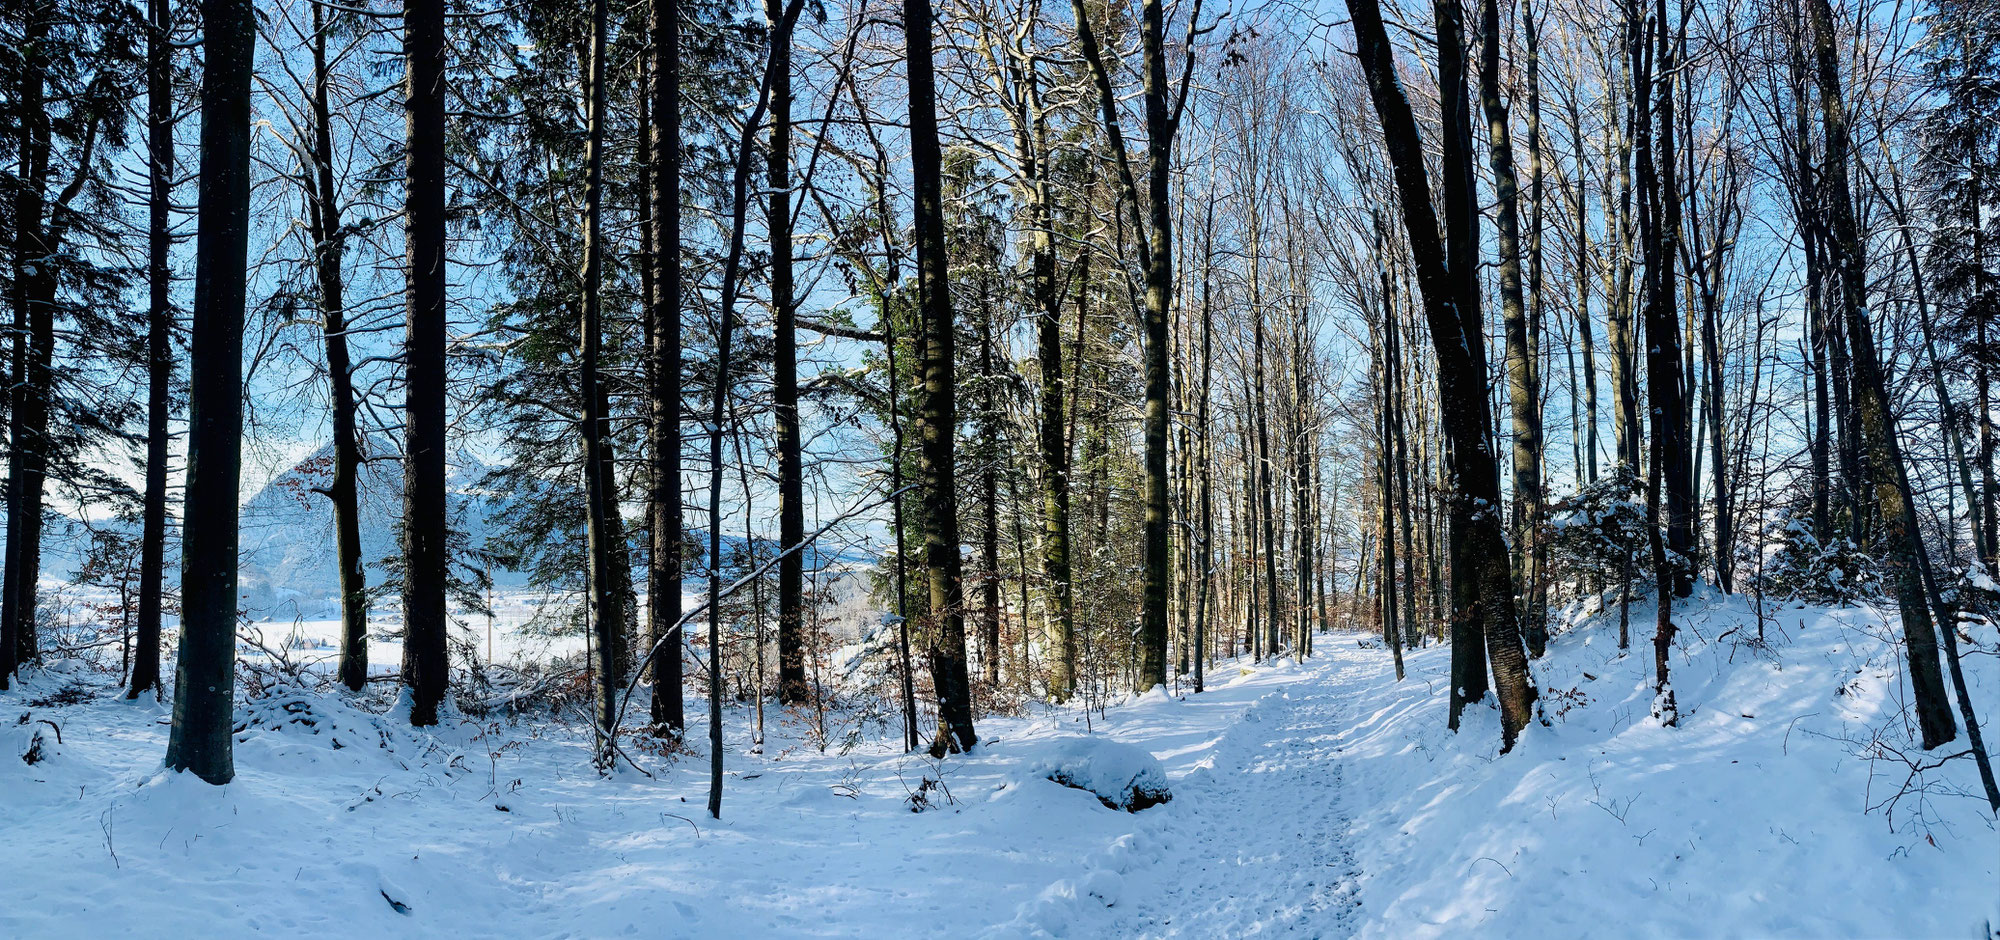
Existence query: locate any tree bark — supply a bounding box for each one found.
[904,0,977,755]
[129,0,175,700]
[1480,0,1546,656]
[401,0,451,727]
[166,0,257,784]
[769,0,808,706]
[1347,0,1537,747]
[648,0,685,730]
[1804,0,1957,748]
[3,10,54,678]
[307,0,371,692]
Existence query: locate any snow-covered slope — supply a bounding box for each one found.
[1328,588,1999,938]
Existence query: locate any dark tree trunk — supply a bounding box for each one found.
[705,0,801,812]
[579,0,625,762]
[1804,0,1957,748]
[1567,96,1600,484]
[769,0,808,706]
[308,0,370,692]
[648,0,685,730]
[980,320,1001,688]
[3,10,53,679]
[1254,297,1280,658]
[904,0,976,755]
[1607,29,1642,474]
[129,0,175,701]
[1378,346,1405,681]
[1133,0,1177,691]
[1067,0,1184,689]
[166,0,257,784]
[401,0,450,727]
[1346,0,1537,748]
[1193,196,1214,694]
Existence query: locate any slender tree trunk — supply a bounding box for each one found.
[129,0,175,700]
[1644,0,1695,607]
[904,0,976,755]
[1608,27,1642,472]
[887,298,919,750]
[166,0,256,784]
[648,0,685,730]
[1254,291,1280,658]
[980,316,1001,688]
[1378,346,1405,680]
[579,0,622,760]
[1194,196,1215,693]
[1568,96,1600,484]
[401,0,451,728]
[1805,0,1957,748]
[307,1,371,692]
[706,0,799,813]
[769,0,808,706]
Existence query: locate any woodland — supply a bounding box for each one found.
[1,0,1997,931]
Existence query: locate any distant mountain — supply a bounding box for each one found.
[681,531,878,581]
[231,442,877,618]
[236,441,514,619]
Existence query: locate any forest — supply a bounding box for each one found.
[0,0,1997,932]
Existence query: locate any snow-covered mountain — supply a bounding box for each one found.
[232,442,877,618]
[236,441,510,619]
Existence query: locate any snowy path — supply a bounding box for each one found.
[1031,651,1363,937]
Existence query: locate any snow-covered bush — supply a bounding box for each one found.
[1547,464,1649,597]
[1749,510,1878,604]
[1034,736,1172,811]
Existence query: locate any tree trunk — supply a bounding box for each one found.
[1027,136,1075,703]
[129,0,174,701]
[648,0,685,730]
[1568,95,1600,484]
[1480,0,1546,656]
[904,0,976,755]
[1347,0,1537,748]
[1133,0,1177,691]
[308,1,371,692]
[1804,0,1957,748]
[769,0,808,706]
[401,0,451,728]
[1254,286,1280,659]
[579,0,631,765]
[166,0,257,784]
[980,316,1001,689]
[2,10,53,678]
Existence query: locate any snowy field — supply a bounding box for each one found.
[1,590,1995,937]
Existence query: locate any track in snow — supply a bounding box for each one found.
[1074,650,1363,937]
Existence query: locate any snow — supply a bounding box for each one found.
[1330,587,1999,938]
[1,588,1993,936]
[1029,736,1171,811]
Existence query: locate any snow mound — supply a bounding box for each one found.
[1032,736,1171,811]
[4,718,67,774]
[233,685,445,769]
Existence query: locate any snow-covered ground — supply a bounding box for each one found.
[1332,588,1998,938]
[2,589,1993,937]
